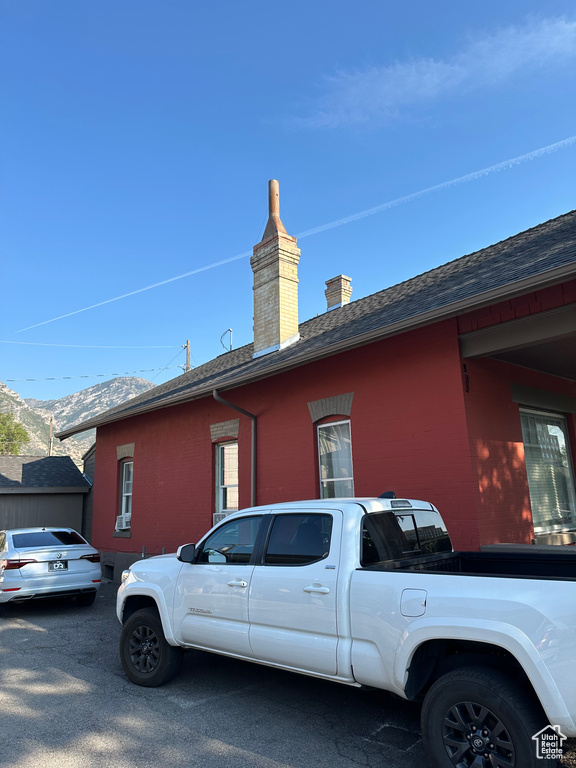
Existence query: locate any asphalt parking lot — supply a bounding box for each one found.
[1,581,575,768]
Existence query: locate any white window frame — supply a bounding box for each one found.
[520,408,576,533]
[116,460,133,531]
[317,419,355,499]
[216,441,239,515]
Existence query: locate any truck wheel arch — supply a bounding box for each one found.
[121,594,161,624]
[396,620,570,730]
[404,638,531,701]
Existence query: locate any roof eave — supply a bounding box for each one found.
[55,261,576,440]
[0,486,90,495]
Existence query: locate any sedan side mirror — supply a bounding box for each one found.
[177,543,196,563]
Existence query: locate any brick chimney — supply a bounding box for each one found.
[251,180,301,358]
[325,274,352,310]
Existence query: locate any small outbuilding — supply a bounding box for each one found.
[0,455,91,535]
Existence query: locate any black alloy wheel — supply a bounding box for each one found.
[120,607,183,687]
[441,699,515,766]
[128,623,161,674]
[421,666,559,768]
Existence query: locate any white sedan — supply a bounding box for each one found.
[0,527,101,614]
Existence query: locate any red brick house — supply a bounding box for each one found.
[58,182,576,579]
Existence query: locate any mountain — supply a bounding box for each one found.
[0,377,155,466]
[0,383,55,457]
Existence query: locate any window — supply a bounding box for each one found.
[264,513,333,565]
[116,460,133,531]
[12,531,86,548]
[317,420,354,498]
[520,409,576,532]
[216,442,239,515]
[197,516,261,564]
[361,510,451,564]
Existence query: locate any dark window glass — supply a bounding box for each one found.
[197,516,262,565]
[265,514,333,565]
[362,510,451,564]
[12,530,86,548]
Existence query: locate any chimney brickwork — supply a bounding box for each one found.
[325,274,352,310]
[251,180,301,358]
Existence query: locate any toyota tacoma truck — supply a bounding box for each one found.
[117,498,576,767]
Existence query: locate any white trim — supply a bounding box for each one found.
[216,441,239,515]
[520,408,576,533]
[117,460,133,531]
[317,419,355,499]
[252,332,300,359]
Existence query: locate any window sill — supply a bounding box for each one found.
[113,530,132,538]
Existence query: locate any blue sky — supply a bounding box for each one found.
[1,1,575,401]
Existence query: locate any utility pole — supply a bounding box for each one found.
[48,416,54,456]
[184,340,191,372]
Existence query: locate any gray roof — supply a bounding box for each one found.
[0,456,90,491]
[57,209,576,439]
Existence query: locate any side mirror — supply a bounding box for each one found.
[177,543,196,563]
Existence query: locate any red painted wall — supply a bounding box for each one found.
[92,318,482,557]
[463,361,576,545]
[460,289,576,545]
[457,280,576,333]
[91,297,576,562]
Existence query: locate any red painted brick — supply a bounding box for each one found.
[537,285,564,311]
[563,283,576,303]
[90,310,576,557]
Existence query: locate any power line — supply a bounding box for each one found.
[5,366,182,382]
[151,348,187,382]
[15,134,576,335]
[0,340,179,349]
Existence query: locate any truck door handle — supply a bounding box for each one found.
[303,584,330,594]
[227,579,248,588]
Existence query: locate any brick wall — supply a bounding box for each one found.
[92,302,576,564]
[462,357,576,545]
[92,318,485,557]
[458,280,576,333]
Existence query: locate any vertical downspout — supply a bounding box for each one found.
[212,390,257,507]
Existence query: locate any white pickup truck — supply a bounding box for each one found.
[117,498,576,767]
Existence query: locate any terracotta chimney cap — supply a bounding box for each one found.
[261,179,288,240]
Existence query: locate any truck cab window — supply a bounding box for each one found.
[197,516,262,564]
[265,514,333,565]
[362,510,451,564]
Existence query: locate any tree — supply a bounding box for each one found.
[0,413,30,455]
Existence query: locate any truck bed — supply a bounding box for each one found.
[365,549,576,580]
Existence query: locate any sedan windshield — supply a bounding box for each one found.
[12,531,86,548]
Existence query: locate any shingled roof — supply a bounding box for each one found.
[0,456,90,492]
[57,209,576,439]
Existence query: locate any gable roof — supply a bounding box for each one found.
[57,209,576,439]
[0,456,90,492]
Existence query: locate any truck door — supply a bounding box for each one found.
[173,515,263,657]
[249,510,342,676]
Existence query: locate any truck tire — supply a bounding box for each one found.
[120,607,183,687]
[421,666,560,768]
